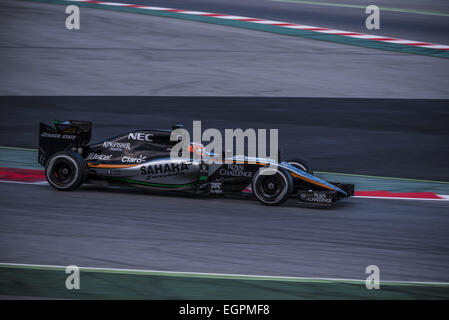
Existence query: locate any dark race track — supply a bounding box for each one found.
[0,96,448,283]
[1,182,449,282]
[1,97,448,180]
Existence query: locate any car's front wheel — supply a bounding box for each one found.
[252,166,293,206]
[45,151,87,191]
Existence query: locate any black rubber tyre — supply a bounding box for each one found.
[252,166,293,206]
[286,158,314,175]
[45,151,87,191]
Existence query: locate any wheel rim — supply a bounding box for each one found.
[254,172,286,202]
[260,176,282,197]
[50,158,76,186]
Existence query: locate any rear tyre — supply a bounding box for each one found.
[286,158,313,175]
[252,166,293,206]
[45,151,87,191]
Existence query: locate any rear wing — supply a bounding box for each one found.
[38,120,92,166]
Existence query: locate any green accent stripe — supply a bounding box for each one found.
[270,0,449,17]
[110,177,198,188]
[21,0,449,59]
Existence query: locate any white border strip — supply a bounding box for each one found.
[0,180,47,185]
[2,262,449,285]
[354,195,449,201]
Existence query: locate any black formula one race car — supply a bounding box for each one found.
[38,120,354,207]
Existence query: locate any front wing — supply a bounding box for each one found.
[297,183,354,207]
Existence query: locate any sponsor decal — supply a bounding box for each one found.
[40,132,77,140]
[103,141,131,151]
[199,162,208,174]
[219,164,252,177]
[301,192,332,203]
[86,153,112,161]
[209,181,223,194]
[140,162,190,177]
[106,169,121,176]
[121,155,147,164]
[128,132,153,142]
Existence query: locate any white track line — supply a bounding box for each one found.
[0,180,47,185]
[353,195,449,201]
[1,262,448,285]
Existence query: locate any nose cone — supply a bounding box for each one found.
[281,161,347,196]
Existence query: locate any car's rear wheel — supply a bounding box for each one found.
[45,151,87,191]
[286,158,313,175]
[252,166,293,206]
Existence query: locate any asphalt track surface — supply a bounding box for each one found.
[1,182,449,283]
[1,0,449,97]
[118,0,449,44]
[0,1,448,286]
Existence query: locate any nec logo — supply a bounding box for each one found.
[128,132,153,141]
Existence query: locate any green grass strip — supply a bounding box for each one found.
[1,263,448,299]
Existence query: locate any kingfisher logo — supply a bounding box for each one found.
[103,141,131,151]
[140,162,190,176]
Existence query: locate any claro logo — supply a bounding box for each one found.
[128,132,153,141]
[122,155,147,164]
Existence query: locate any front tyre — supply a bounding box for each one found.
[252,166,293,206]
[45,151,87,191]
[286,158,313,175]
